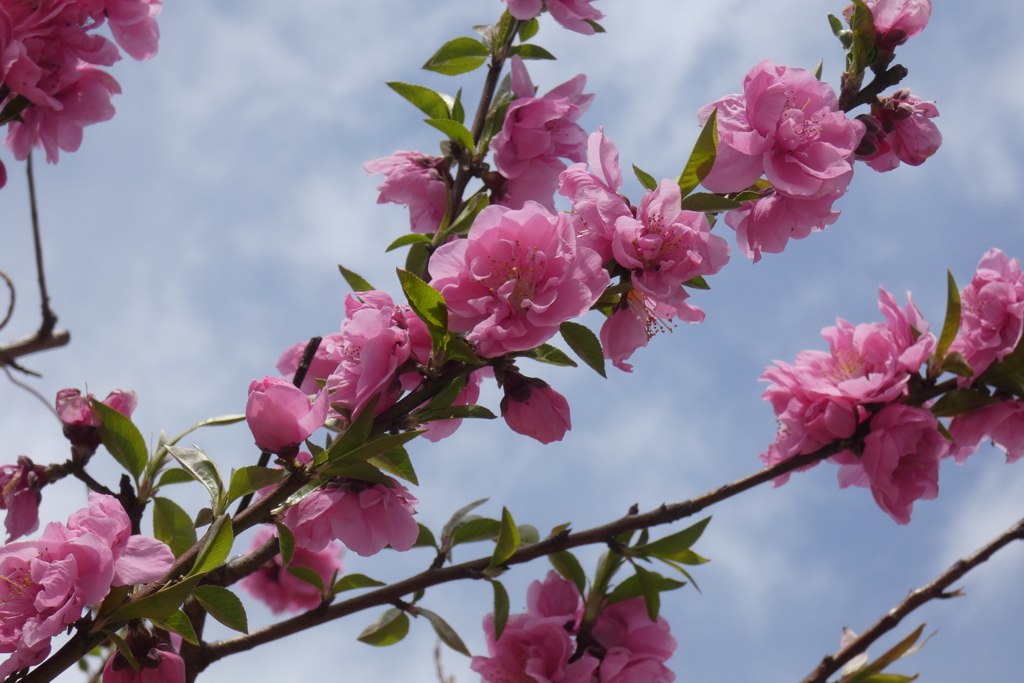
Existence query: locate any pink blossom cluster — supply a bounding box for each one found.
[471,571,676,683]
[56,387,137,449]
[503,0,604,35]
[0,0,162,185]
[698,61,865,262]
[857,88,941,172]
[0,494,173,677]
[492,56,593,211]
[559,129,730,371]
[239,526,344,613]
[759,288,940,523]
[364,151,448,234]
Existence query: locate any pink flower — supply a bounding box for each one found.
[324,291,430,420]
[500,373,572,444]
[239,526,344,614]
[859,89,941,172]
[851,0,932,50]
[245,377,329,453]
[526,570,581,622]
[723,192,841,263]
[600,291,699,373]
[471,611,599,683]
[833,405,946,524]
[592,597,676,683]
[276,333,345,395]
[0,457,48,542]
[282,477,419,557]
[91,0,163,61]
[0,495,172,678]
[101,628,183,683]
[698,61,864,200]
[56,387,138,449]
[504,0,604,34]
[949,249,1024,378]
[364,151,448,234]
[430,201,609,357]
[492,56,593,210]
[949,401,1024,464]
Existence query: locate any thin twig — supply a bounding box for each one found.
[26,153,57,338]
[2,365,58,418]
[0,269,14,332]
[800,515,1024,683]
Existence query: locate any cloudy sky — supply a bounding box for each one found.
[1,0,1023,681]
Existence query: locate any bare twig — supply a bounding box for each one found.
[0,269,14,332]
[2,365,58,418]
[800,515,1024,683]
[26,153,57,339]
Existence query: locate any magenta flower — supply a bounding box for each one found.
[600,292,693,373]
[526,570,581,622]
[503,0,604,34]
[949,249,1024,379]
[430,202,608,357]
[832,405,946,524]
[471,611,599,683]
[92,0,163,61]
[500,373,572,444]
[592,597,677,683]
[276,333,345,395]
[364,151,448,234]
[239,526,344,614]
[245,377,329,453]
[859,89,941,172]
[723,192,841,263]
[282,477,419,558]
[56,387,138,449]
[949,401,1024,464]
[851,0,932,50]
[0,457,48,542]
[101,628,184,683]
[492,56,593,210]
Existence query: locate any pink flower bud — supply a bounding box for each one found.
[0,456,48,541]
[101,630,184,683]
[245,377,329,453]
[56,388,138,449]
[500,374,571,444]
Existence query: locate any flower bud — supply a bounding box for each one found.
[245,376,329,453]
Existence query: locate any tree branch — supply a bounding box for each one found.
[799,514,1024,683]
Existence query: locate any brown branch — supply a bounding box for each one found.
[0,328,71,366]
[26,153,57,339]
[0,270,13,332]
[799,515,1024,683]
[205,535,280,588]
[840,64,909,113]
[198,442,847,669]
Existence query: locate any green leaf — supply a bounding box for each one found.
[103,630,139,671]
[324,394,378,462]
[338,264,375,293]
[514,344,578,368]
[422,37,489,76]
[226,466,285,505]
[319,461,395,488]
[447,192,490,237]
[417,607,472,657]
[605,570,685,608]
[451,517,502,546]
[559,321,607,378]
[424,118,475,153]
[584,19,605,32]
[108,574,203,624]
[632,517,711,561]
[634,564,661,620]
[398,268,449,330]
[358,608,410,646]
[166,446,224,509]
[155,468,195,488]
[632,164,658,191]
[828,13,845,36]
[489,507,521,568]
[813,58,824,81]
[452,88,466,124]
[0,95,32,125]
[518,17,539,41]
[548,551,586,594]
[683,275,710,290]
[679,107,718,197]
[369,445,420,486]
[415,404,498,422]
[679,192,741,212]
[193,585,248,634]
[510,44,556,60]
[386,81,450,120]
[847,624,925,682]
[938,350,974,378]
[930,388,997,418]
[415,523,438,548]
[848,0,879,77]
[324,431,424,469]
[491,580,510,641]
[441,498,489,546]
[151,610,199,646]
[285,566,326,594]
[333,573,386,593]
[189,514,234,576]
[92,400,148,481]
[276,522,295,565]
[935,270,962,363]
[386,233,432,253]
[405,242,430,281]
[193,507,213,529]
[152,497,198,558]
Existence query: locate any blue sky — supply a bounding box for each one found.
[1,1,1023,681]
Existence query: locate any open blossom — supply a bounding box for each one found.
[724,192,841,263]
[831,405,946,524]
[245,377,329,453]
[526,571,580,622]
[364,151,448,234]
[471,611,599,683]
[430,201,609,358]
[949,401,1024,464]
[0,457,48,542]
[0,495,172,678]
[503,0,604,34]
[760,288,934,483]
[283,477,419,557]
[240,526,344,614]
[950,249,1024,378]
[324,291,430,420]
[101,627,183,683]
[592,597,676,683]
[858,89,941,172]
[500,373,572,444]
[849,0,931,50]
[600,292,692,373]
[492,56,593,210]
[91,0,164,61]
